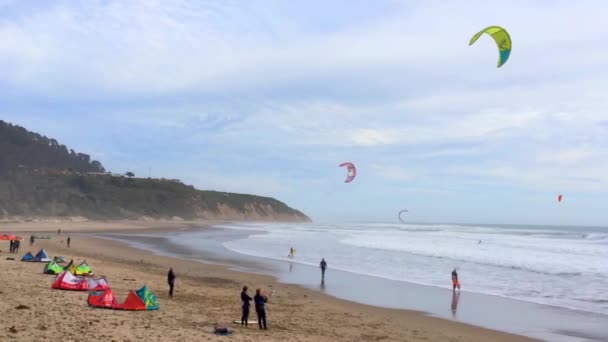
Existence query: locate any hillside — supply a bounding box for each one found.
[0,120,309,222]
[0,120,104,175]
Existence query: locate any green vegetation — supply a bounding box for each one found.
[0,120,309,221]
[0,120,104,175]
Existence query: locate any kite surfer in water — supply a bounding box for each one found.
[452,268,461,291]
[288,247,295,258]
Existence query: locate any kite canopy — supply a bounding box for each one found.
[469,26,511,67]
[88,285,159,311]
[52,271,109,291]
[136,285,160,310]
[44,259,73,274]
[398,210,408,223]
[0,234,22,241]
[339,162,357,183]
[21,252,36,262]
[68,260,93,276]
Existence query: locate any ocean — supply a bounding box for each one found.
[194,222,608,316]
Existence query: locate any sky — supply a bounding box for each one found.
[1,0,608,225]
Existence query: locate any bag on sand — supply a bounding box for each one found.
[213,324,233,336]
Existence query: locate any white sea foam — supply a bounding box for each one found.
[216,222,608,315]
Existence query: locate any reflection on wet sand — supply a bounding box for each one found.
[451,291,461,317]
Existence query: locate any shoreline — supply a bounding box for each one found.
[2,221,540,341]
[99,225,608,342]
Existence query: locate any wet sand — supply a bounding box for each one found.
[0,221,539,341]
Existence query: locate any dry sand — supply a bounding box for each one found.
[0,221,539,341]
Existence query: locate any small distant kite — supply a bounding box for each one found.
[339,162,356,183]
[398,209,408,223]
[469,26,512,68]
[558,194,563,203]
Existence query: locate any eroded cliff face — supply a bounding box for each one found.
[197,203,310,222]
[0,174,310,223]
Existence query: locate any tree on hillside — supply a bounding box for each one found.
[125,171,135,178]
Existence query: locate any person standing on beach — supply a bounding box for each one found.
[167,267,176,298]
[254,288,268,330]
[452,268,461,291]
[58,228,61,236]
[320,258,327,278]
[67,235,71,248]
[14,239,20,254]
[240,286,252,326]
[30,235,35,247]
[9,240,14,253]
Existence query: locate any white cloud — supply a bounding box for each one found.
[536,147,595,165]
[2,1,607,97]
[370,164,417,181]
[2,1,608,223]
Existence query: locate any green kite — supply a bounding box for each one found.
[469,26,511,68]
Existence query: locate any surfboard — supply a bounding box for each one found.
[233,320,259,324]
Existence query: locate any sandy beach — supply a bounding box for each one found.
[0,221,538,342]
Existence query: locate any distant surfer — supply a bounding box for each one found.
[167,267,176,298]
[320,258,327,278]
[288,247,295,258]
[452,268,461,291]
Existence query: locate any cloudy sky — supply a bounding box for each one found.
[1,0,607,225]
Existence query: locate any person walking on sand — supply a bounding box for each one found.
[67,235,71,248]
[9,240,14,253]
[240,286,252,326]
[254,288,269,330]
[14,239,20,254]
[452,268,461,291]
[29,235,35,247]
[58,228,61,236]
[167,267,176,298]
[320,258,327,278]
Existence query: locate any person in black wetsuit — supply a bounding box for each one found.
[240,286,252,326]
[254,288,268,330]
[167,267,176,298]
[320,258,327,278]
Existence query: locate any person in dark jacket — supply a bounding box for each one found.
[29,235,35,247]
[9,240,14,253]
[240,286,252,326]
[254,288,268,330]
[67,235,71,248]
[320,258,327,278]
[167,267,176,298]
